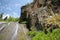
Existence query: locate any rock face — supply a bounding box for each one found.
[20,0,46,22]
[30,6,53,30]
[20,0,60,32]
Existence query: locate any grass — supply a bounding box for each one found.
[33,28,60,40]
[20,36,24,40]
[0,17,19,22]
[27,28,60,40]
[21,21,27,24]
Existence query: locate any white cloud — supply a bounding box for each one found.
[10,12,17,18]
[4,0,9,2]
[12,12,19,18]
[6,7,12,10]
[15,3,20,7]
[0,3,1,5]
[2,14,10,19]
[5,5,8,7]
[1,6,5,9]
[0,8,3,11]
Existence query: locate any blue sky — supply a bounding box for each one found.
[0,0,33,18]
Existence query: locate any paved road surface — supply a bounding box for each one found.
[0,22,30,40]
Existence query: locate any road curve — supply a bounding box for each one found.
[0,22,30,40]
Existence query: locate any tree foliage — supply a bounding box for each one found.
[0,13,3,19]
[6,16,19,22]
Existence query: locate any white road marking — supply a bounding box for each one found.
[0,25,5,31]
[0,23,9,31]
[0,22,6,24]
[11,23,18,40]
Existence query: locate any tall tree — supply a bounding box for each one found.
[0,13,4,19]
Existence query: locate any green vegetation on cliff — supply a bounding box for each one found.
[32,28,60,40]
[27,28,60,40]
[27,12,60,40]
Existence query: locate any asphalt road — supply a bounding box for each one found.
[0,22,30,40]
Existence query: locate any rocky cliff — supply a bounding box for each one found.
[19,0,60,33]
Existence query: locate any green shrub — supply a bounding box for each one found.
[27,31,38,38]
[5,17,19,22]
[29,28,60,40]
[21,21,27,24]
